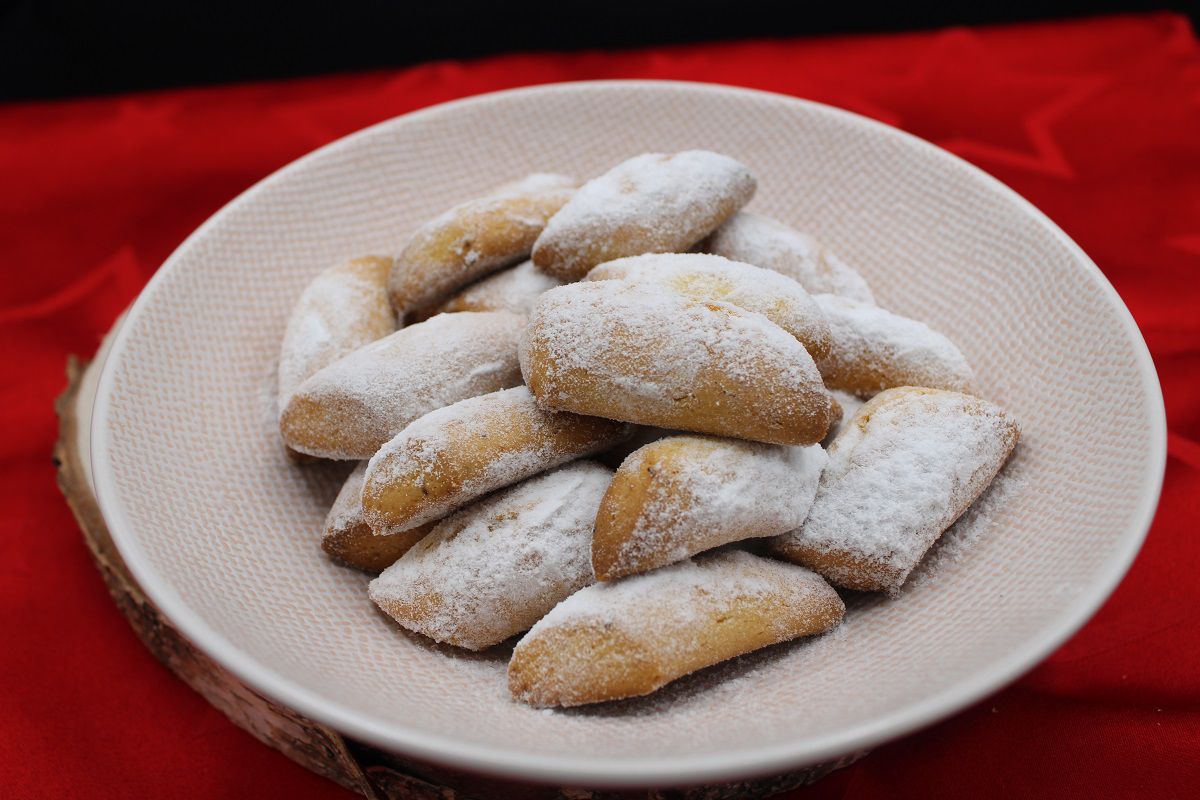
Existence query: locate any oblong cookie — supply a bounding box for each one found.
[814,294,974,397]
[277,255,396,414]
[508,550,844,707]
[593,435,827,580]
[703,212,874,303]
[389,180,574,312]
[369,461,611,650]
[280,311,525,459]
[361,386,631,533]
[520,280,836,445]
[770,387,1020,592]
[531,151,755,281]
[435,260,562,316]
[322,463,434,573]
[585,252,831,359]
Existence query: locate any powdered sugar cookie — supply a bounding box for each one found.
[280,311,525,460]
[369,461,610,650]
[531,151,756,281]
[508,550,844,707]
[520,281,835,445]
[814,294,974,397]
[823,389,866,446]
[770,387,1019,592]
[593,435,827,580]
[388,179,575,313]
[585,252,831,359]
[277,256,395,416]
[322,463,433,573]
[434,260,561,317]
[361,386,631,534]
[703,212,874,303]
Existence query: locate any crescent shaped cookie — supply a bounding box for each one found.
[277,255,396,415]
[585,252,831,359]
[814,293,974,397]
[702,212,874,303]
[770,387,1019,592]
[519,280,836,445]
[531,151,756,281]
[361,386,631,534]
[508,550,844,707]
[369,461,611,650]
[592,435,827,580]
[434,260,562,317]
[388,179,575,313]
[322,463,434,573]
[280,311,525,459]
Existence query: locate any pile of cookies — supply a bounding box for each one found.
[276,151,1019,708]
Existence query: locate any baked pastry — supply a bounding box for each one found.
[277,255,395,415]
[584,252,831,359]
[770,387,1019,592]
[279,311,525,459]
[531,151,755,281]
[702,212,874,303]
[519,280,836,445]
[369,461,610,650]
[508,550,844,707]
[814,294,974,397]
[361,386,631,533]
[593,436,826,580]
[433,260,561,317]
[322,463,434,573]
[388,178,575,313]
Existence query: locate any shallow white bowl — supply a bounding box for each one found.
[92,81,1165,788]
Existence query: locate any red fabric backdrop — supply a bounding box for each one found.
[2,11,1199,798]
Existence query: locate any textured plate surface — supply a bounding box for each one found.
[91,81,1165,787]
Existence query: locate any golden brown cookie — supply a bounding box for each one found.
[585,252,831,359]
[508,550,844,707]
[593,436,827,580]
[388,178,575,313]
[369,461,611,650]
[519,280,836,445]
[361,386,631,533]
[279,311,525,459]
[277,256,396,415]
[770,387,1020,592]
[813,294,974,397]
[531,151,755,281]
[702,212,874,303]
[321,463,433,573]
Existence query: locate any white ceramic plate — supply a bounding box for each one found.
[91,81,1165,787]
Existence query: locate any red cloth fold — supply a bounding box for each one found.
[2,12,1198,799]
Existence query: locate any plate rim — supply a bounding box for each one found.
[90,79,1168,788]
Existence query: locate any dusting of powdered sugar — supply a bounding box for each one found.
[326,461,369,533]
[584,252,830,359]
[604,436,828,574]
[510,550,842,706]
[520,281,828,439]
[814,293,974,396]
[368,461,611,650]
[702,212,875,304]
[362,386,629,531]
[776,388,1019,591]
[439,260,562,316]
[281,311,526,459]
[532,151,756,279]
[276,256,395,415]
